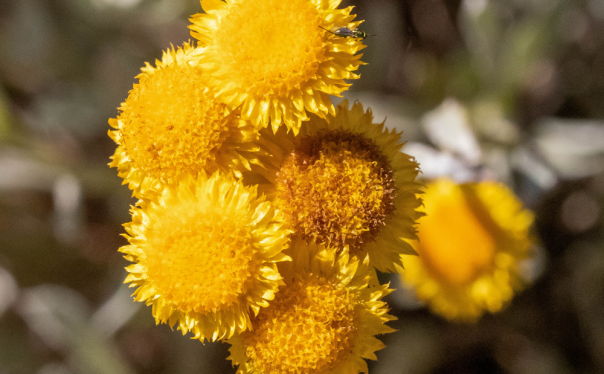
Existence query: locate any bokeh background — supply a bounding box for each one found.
[1,0,603,373]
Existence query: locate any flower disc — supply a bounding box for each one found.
[228,241,395,374]
[108,42,262,196]
[120,171,291,341]
[400,179,535,321]
[277,130,396,253]
[189,0,366,133]
[256,100,423,273]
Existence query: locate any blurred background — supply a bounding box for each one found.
[1,0,603,373]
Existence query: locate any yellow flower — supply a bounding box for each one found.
[108,42,263,196]
[228,240,394,374]
[120,171,291,341]
[254,100,423,273]
[189,0,365,134]
[400,179,535,322]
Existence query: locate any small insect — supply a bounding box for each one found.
[319,26,373,40]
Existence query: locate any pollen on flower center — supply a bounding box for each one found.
[214,0,323,96]
[145,209,256,314]
[276,130,397,253]
[242,274,357,374]
[119,62,231,183]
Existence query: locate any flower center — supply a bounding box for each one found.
[276,130,397,253]
[242,275,357,374]
[144,207,257,314]
[418,184,496,286]
[214,0,324,96]
[119,63,232,183]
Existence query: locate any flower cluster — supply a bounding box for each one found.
[109,0,535,372]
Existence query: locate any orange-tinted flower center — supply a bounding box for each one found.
[418,185,496,286]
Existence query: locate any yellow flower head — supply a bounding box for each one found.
[400,179,535,322]
[228,240,395,374]
[109,42,262,196]
[189,0,365,133]
[256,100,423,273]
[120,171,291,341]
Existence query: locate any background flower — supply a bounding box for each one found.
[400,179,535,321]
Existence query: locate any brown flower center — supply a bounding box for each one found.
[276,130,397,253]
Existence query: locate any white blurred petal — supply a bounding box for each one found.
[17,285,90,350]
[91,0,142,10]
[53,174,84,246]
[463,0,488,17]
[518,245,548,284]
[0,148,61,191]
[421,98,482,165]
[16,285,134,374]
[535,119,604,179]
[91,284,141,338]
[0,266,18,318]
[404,142,476,182]
[512,146,558,190]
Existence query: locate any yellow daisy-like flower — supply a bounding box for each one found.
[109,42,262,196]
[189,0,366,133]
[255,100,423,273]
[228,240,395,374]
[400,179,535,322]
[120,171,291,341]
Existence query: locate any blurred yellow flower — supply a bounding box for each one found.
[120,171,291,341]
[228,240,394,374]
[109,42,263,196]
[189,0,365,134]
[400,179,535,322]
[256,100,423,273]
